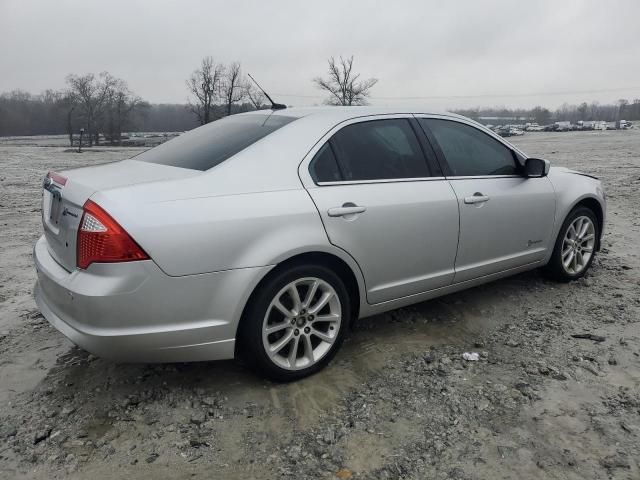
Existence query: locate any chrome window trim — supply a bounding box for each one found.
[412,113,529,161]
[314,174,525,186]
[316,176,446,186]
[301,114,436,187]
[446,175,524,180]
[298,113,530,189]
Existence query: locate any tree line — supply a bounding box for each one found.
[455,99,640,126]
[2,53,637,139]
[0,55,378,139]
[0,73,146,144]
[0,59,269,140]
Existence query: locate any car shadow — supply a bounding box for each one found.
[14,266,587,441]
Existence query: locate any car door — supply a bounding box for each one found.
[301,116,460,304]
[418,117,556,283]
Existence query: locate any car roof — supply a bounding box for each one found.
[241,105,466,122]
[238,106,526,158]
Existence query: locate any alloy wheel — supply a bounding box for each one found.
[561,215,596,275]
[262,277,342,371]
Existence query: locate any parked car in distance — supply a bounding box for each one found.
[554,121,573,132]
[34,107,606,381]
[495,125,512,137]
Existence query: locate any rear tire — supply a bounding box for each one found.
[543,206,599,282]
[238,264,350,382]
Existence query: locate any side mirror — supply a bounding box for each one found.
[524,157,550,178]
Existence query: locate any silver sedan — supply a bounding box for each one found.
[34,107,606,380]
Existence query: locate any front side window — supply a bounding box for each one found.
[329,119,430,181]
[420,119,518,176]
[135,114,297,171]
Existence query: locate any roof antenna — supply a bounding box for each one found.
[247,73,287,110]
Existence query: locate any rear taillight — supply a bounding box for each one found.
[77,200,149,269]
[47,171,67,186]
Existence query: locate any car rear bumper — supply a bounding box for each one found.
[33,235,271,362]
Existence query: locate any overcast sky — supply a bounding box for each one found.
[1,0,639,110]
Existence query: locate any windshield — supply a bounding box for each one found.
[134,113,296,171]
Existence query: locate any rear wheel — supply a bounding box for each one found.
[543,206,599,282]
[239,264,350,381]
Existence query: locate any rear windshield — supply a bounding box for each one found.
[134,114,296,171]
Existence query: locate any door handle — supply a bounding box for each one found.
[327,204,367,217]
[464,193,490,204]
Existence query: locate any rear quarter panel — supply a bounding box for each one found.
[93,185,330,277]
[90,117,339,277]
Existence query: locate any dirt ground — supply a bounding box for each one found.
[0,130,639,480]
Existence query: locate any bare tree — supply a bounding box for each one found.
[618,98,629,120]
[577,102,589,120]
[589,101,600,121]
[220,62,246,116]
[66,72,117,146]
[245,82,266,109]
[186,56,224,125]
[58,91,77,146]
[531,106,551,125]
[313,56,378,106]
[104,79,145,144]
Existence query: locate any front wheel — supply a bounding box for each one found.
[543,206,599,282]
[239,264,350,381]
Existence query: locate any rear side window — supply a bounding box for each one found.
[328,119,430,181]
[134,114,296,171]
[310,143,342,182]
[420,119,518,176]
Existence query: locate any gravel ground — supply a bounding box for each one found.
[0,130,639,479]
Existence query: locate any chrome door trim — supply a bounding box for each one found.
[446,175,524,180]
[316,176,446,187]
[316,175,530,186]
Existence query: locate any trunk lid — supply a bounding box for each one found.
[42,159,199,271]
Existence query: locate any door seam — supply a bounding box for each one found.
[446,179,462,282]
[298,184,371,303]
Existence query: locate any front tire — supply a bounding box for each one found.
[543,206,599,282]
[239,264,350,381]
